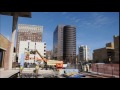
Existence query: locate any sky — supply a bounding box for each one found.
[0,12,119,59]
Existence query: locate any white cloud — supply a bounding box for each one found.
[77,13,114,29]
[90,13,115,28]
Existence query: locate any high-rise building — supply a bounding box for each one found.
[63,25,76,64]
[78,45,89,62]
[16,24,43,55]
[53,25,76,64]
[53,25,64,60]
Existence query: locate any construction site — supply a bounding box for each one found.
[0,12,119,78]
[7,48,119,78]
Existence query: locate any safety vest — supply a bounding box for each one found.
[20,66,23,70]
[35,65,39,69]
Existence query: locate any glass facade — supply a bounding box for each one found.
[53,25,76,63]
[53,27,58,59]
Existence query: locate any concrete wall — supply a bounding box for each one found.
[93,48,107,62]
[0,34,11,70]
[0,34,11,49]
[93,47,114,63]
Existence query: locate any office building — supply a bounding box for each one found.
[53,25,64,60]
[53,25,76,64]
[78,45,89,62]
[16,24,43,54]
[93,42,114,63]
[63,25,76,64]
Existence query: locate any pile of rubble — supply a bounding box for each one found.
[16,69,86,78]
[18,73,60,78]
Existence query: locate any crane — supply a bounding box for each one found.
[25,48,63,70]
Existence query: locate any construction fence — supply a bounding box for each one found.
[91,63,119,76]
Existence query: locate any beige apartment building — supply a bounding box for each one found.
[93,35,119,63]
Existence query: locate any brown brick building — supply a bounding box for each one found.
[114,35,119,63]
[46,50,53,60]
[16,24,43,55]
[0,34,11,70]
[93,35,119,63]
[93,47,114,63]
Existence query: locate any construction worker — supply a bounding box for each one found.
[20,52,25,76]
[20,65,24,74]
[35,63,39,75]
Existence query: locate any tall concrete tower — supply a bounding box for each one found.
[63,25,76,64]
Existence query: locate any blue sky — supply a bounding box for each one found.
[0,12,119,59]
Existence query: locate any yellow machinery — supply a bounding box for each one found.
[25,48,63,69]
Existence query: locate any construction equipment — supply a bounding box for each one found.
[24,48,63,69]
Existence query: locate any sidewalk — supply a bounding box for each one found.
[0,69,19,78]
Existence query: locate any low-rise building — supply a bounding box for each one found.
[93,35,119,63]
[0,33,11,70]
[93,47,114,63]
[46,50,53,60]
